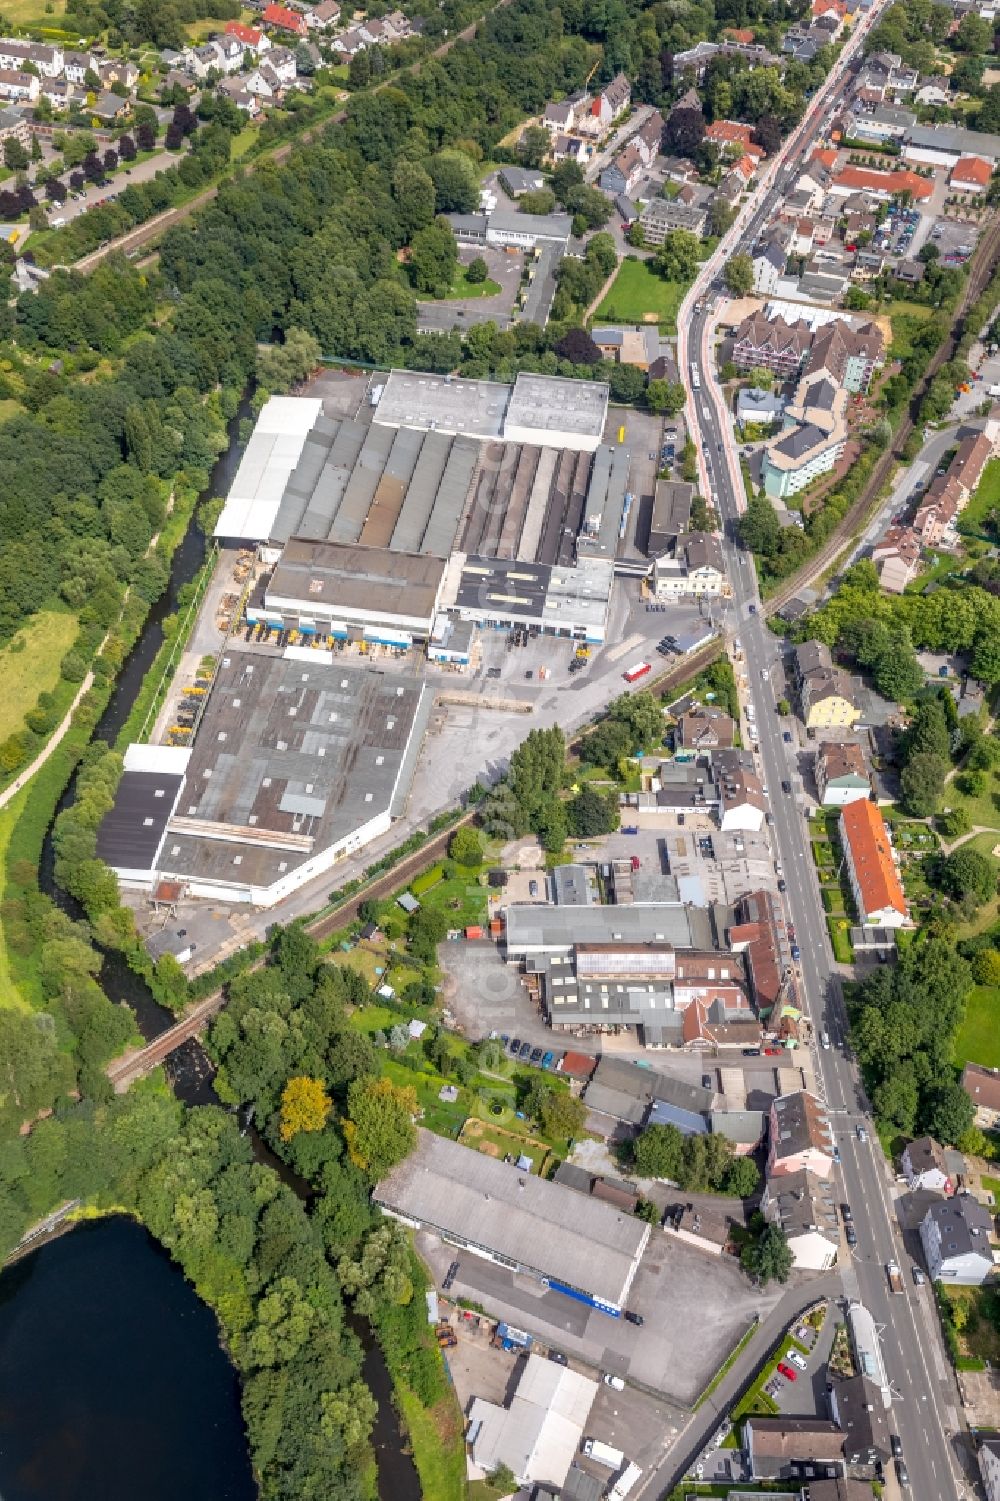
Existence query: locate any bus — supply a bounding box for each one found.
[690,364,701,390]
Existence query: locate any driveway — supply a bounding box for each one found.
[32,148,180,236]
[416,246,522,333]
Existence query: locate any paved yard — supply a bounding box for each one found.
[419,1226,781,1406]
[416,247,522,333]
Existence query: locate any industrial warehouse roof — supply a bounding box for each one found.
[129,651,431,896]
[504,902,701,951]
[373,370,608,448]
[96,768,185,870]
[214,396,323,542]
[266,538,447,627]
[374,1130,649,1308]
[468,1354,598,1488]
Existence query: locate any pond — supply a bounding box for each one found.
[0,1216,256,1501]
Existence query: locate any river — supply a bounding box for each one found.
[28,407,422,1501]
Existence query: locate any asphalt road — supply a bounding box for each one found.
[645,7,972,1498]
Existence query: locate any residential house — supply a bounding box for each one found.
[225,20,270,52]
[762,370,849,501]
[902,1136,954,1195]
[63,48,97,84]
[732,312,813,380]
[716,757,767,834]
[737,387,785,426]
[638,196,707,244]
[729,888,794,1015]
[306,0,341,27]
[753,236,789,296]
[950,156,993,193]
[590,325,660,369]
[846,104,916,142]
[265,46,298,83]
[676,707,735,751]
[652,531,726,600]
[815,741,870,806]
[872,524,922,592]
[549,132,588,164]
[98,56,138,89]
[913,431,993,547]
[499,165,544,198]
[0,70,38,103]
[217,78,262,115]
[0,106,30,149]
[915,77,950,106]
[577,72,630,134]
[89,91,131,124]
[763,1168,840,1270]
[829,1374,892,1468]
[840,798,908,928]
[599,140,644,197]
[262,2,308,35]
[673,39,779,81]
[806,1482,877,1501]
[705,119,759,155]
[743,1417,846,1481]
[919,1192,994,1283]
[0,39,62,76]
[543,98,578,134]
[979,1437,1000,1501]
[767,1090,836,1180]
[633,109,664,165]
[961,1063,1000,1128]
[807,319,883,394]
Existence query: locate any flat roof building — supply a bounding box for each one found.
[468,1353,598,1489]
[263,538,449,643]
[374,1129,649,1312]
[215,395,323,542]
[104,651,431,907]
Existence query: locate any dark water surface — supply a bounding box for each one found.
[0,1217,256,1501]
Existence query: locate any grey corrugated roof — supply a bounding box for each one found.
[505,903,694,952]
[374,1130,648,1307]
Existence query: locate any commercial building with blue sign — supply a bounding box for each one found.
[375,1129,649,1315]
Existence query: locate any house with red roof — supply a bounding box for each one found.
[262,3,307,36]
[829,164,933,201]
[225,19,269,52]
[840,799,909,928]
[950,155,992,193]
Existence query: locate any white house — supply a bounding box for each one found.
[0,38,62,77]
[902,1136,954,1196]
[0,70,38,102]
[980,1437,1000,1501]
[763,1169,839,1271]
[919,1193,994,1284]
[815,741,870,807]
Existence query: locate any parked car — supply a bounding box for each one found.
[783,731,792,743]
[603,1373,625,1390]
[846,1224,858,1248]
[891,1436,903,1459]
[896,1459,909,1488]
[624,1310,644,1326]
[791,944,801,961]
[549,1350,569,1366]
[530,1047,543,1064]
[742,1047,761,1057]
[541,1051,554,1069]
[777,879,787,892]
[528,879,539,897]
[842,1203,853,1223]
[787,1350,807,1371]
[702,1074,713,1090]
[518,1041,532,1058]
[487,666,501,678]
[509,1037,522,1053]
[912,1265,926,1286]
[777,1362,797,1381]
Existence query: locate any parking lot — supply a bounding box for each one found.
[416,246,524,333]
[419,1224,781,1407]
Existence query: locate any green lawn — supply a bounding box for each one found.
[905,552,963,593]
[0,791,33,1010]
[954,985,1000,1069]
[959,457,1000,540]
[595,259,686,332]
[885,299,933,361]
[955,833,1000,938]
[0,0,65,19]
[395,1382,465,1501]
[939,775,1000,835]
[0,608,78,743]
[0,397,24,427]
[436,266,502,301]
[231,125,259,160]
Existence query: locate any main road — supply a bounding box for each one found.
[651,6,971,1499]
